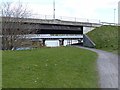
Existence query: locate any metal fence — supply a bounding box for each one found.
[1,13,119,26]
[28,14,120,26]
[30,14,101,23]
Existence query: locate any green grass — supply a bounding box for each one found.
[2,47,98,88]
[0,50,2,89]
[87,25,118,53]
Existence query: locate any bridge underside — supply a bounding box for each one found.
[35,24,83,34]
[2,20,84,47]
[36,30,83,34]
[2,21,83,34]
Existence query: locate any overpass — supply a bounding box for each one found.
[1,17,102,34]
[25,34,83,46]
[1,17,102,47]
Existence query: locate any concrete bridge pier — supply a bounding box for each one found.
[66,39,72,46]
[42,39,46,46]
[78,39,82,43]
[70,39,72,45]
[59,39,64,46]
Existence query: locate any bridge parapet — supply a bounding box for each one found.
[1,17,102,27]
[20,18,102,27]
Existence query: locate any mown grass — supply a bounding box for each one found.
[0,50,2,89]
[87,25,118,53]
[2,47,98,88]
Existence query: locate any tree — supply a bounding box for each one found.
[1,1,31,50]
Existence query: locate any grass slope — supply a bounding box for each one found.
[0,51,2,89]
[87,25,118,52]
[3,47,98,88]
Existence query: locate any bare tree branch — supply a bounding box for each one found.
[1,1,31,50]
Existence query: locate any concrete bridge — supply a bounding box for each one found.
[1,17,102,34]
[1,17,102,47]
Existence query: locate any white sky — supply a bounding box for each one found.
[1,0,120,23]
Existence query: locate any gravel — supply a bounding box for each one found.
[75,46,118,88]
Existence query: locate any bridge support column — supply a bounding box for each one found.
[67,39,72,45]
[78,39,83,45]
[78,39,82,43]
[42,39,46,46]
[59,39,64,46]
[67,40,70,45]
[70,39,72,44]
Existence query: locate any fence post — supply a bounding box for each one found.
[87,19,89,22]
[45,15,47,19]
[75,18,76,22]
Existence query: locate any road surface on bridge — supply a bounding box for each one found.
[75,46,118,88]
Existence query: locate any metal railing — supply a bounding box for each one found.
[1,14,119,26]
[30,14,101,23]
[28,14,119,26]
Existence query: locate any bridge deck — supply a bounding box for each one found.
[1,17,102,27]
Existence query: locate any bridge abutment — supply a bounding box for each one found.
[42,39,46,46]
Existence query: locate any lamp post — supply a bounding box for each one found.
[119,1,120,24]
[53,0,55,20]
[114,8,116,24]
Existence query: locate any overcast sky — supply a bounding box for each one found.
[1,0,120,23]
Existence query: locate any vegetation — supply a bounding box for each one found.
[3,47,98,88]
[0,51,2,89]
[87,25,118,53]
[1,1,31,50]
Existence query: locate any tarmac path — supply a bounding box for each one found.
[75,46,118,88]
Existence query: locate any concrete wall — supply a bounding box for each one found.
[83,34,95,48]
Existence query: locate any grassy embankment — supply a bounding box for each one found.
[0,50,2,89]
[3,47,98,88]
[87,25,118,53]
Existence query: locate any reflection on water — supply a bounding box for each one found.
[45,40,78,47]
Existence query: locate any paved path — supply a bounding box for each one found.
[75,46,118,88]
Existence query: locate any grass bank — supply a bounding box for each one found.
[3,47,98,88]
[87,25,118,53]
[0,50,2,89]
